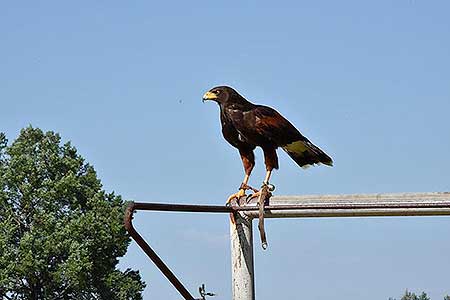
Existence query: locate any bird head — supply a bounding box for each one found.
[202,86,237,104]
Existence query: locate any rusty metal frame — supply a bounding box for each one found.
[124,192,450,300]
[124,202,234,300]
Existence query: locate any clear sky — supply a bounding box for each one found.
[1,1,450,299]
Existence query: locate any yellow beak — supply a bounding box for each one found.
[202,91,218,102]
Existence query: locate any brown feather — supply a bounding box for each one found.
[204,86,333,173]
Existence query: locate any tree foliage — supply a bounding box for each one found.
[400,290,430,300]
[0,127,145,299]
[390,290,449,300]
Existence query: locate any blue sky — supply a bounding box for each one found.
[1,1,450,299]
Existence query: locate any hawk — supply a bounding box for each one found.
[203,86,332,202]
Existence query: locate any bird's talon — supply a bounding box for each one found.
[236,188,246,198]
[225,195,237,206]
[245,191,262,204]
[246,193,255,203]
[226,188,247,205]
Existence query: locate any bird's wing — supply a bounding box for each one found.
[253,105,302,145]
[253,105,333,168]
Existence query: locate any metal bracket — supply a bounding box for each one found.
[197,283,216,300]
[124,202,232,300]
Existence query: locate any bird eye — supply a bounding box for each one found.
[214,90,221,95]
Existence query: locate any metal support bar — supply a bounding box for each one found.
[124,203,197,300]
[124,202,234,300]
[230,212,255,300]
[242,192,450,218]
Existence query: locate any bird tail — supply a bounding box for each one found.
[282,139,333,169]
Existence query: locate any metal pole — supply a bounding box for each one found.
[124,203,196,300]
[242,192,450,219]
[124,192,450,300]
[230,212,255,300]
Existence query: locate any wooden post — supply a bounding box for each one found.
[230,212,255,300]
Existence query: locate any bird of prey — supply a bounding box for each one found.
[203,86,333,203]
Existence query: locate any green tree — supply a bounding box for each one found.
[417,292,431,300]
[390,290,432,300]
[391,293,450,300]
[401,290,419,300]
[0,127,145,299]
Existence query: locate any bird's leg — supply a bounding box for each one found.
[226,174,255,205]
[246,170,275,203]
[227,148,256,206]
[263,170,271,186]
[226,175,248,205]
